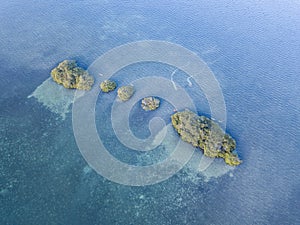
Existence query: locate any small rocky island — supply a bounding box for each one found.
[117,85,135,101]
[171,110,242,166]
[100,80,117,92]
[141,97,160,111]
[51,60,94,90]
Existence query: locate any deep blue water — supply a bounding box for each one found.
[1,0,300,224]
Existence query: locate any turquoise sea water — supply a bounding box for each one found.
[1,1,300,224]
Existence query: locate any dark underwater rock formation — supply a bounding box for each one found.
[51,60,94,90]
[171,110,242,166]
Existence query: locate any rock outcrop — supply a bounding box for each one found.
[171,110,242,166]
[117,85,134,101]
[141,97,160,111]
[51,60,94,90]
[100,80,117,93]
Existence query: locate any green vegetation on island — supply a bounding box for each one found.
[48,59,242,167]
[117,85,135,101]
[171,110,242,166]
[51,60,94,90]
[141,97,160,111]
[100,80,117,93]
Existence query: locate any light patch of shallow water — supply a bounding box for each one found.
[140,124,234,182]
[28,77,234,182]
[28,77,76,119]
